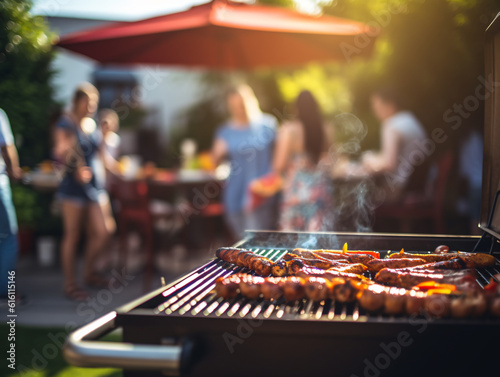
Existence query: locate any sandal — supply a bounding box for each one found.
[64,284,89,302]
[84,273,111,288]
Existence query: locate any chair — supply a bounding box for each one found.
[112,179,175,290]
[374,152,454,234]
[179,181,229,248]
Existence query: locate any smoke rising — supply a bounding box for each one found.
[330,113,385,233]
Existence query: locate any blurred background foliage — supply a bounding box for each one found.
[171,0,498,157]
[0,0,59,232]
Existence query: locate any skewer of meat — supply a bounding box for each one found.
[216,248,274,276]
[283,251,349,268]
[215,273,498,318]
[283,254,336,269]
[410,258,467,270]
[296,266,368,281]
[375,268,476,289]
[293,248,375,265]
[330,263,368,275]
[215,247,247,264]
[370,258,469,276]
[388,250,497,268]
[365,258,428,274]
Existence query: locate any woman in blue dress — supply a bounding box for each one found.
[53,83,118,301]
[212,85,278,239]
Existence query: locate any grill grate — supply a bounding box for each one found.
[156,248,500,321]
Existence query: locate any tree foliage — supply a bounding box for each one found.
[0,0,58,229]
[0,0,56,167]
[277,0,499,151]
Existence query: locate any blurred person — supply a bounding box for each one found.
[211,84,278,239]
[98,109,121,194]
[273,90,334,231]
[53,83,118,301]
[98,108,121,160]
[360,87,427,199]
[0,108,22,303]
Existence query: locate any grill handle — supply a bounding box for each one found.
[63,311,189,375]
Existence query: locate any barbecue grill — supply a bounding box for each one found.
[63,13,500,377]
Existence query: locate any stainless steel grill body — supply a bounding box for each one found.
[65,231,500,377]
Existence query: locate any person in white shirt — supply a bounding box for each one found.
[0,108,22,301]
[361,88,428,198]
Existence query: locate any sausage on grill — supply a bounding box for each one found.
[388,250,496,268]
[292,248,375,264]
[215,275,241,299]
[374,268,475,288]
[216,247,274,276]
[365,258,427,274]
[305,277,333,301]
[357,284,388,312]
[330,263,367,275]
[261,277,286,300]
[283,277,306,302]
[239,275,265,299]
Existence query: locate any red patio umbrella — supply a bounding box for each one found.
[56,0,375,69]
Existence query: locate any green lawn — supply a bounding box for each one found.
[1,325,122,377]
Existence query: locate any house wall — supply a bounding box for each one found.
[46,16,204,150]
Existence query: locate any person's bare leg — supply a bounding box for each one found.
[60,200,86,299]
[84,197,116,285]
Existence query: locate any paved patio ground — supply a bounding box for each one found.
[9,237,217,328]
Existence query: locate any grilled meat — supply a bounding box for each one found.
[434,245,450,254]
[283,277,306,302]
[249,257,273,276]
[330,263,367,275]
[271,259,305,277]
[365,258,427,274]
[215,275,241,299]
[375,268,475,289]
[411,258,467,270]
[284,252,345,269]
[260,277,286,300]
[239,275,265,299]
[357,284,388,312]
[333,279,364,303]
[405,290,427,315]
[296,266,367,281]
[304,277,333,301]
[384,287,407,315]
[215,248,247,264]
[292,248,375,265]
[214,273,499,318]
[425,294,451,318]
[389,251,496,268]
[216,248,274,276]
[490,297,500,317]
[271,260,288,277]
